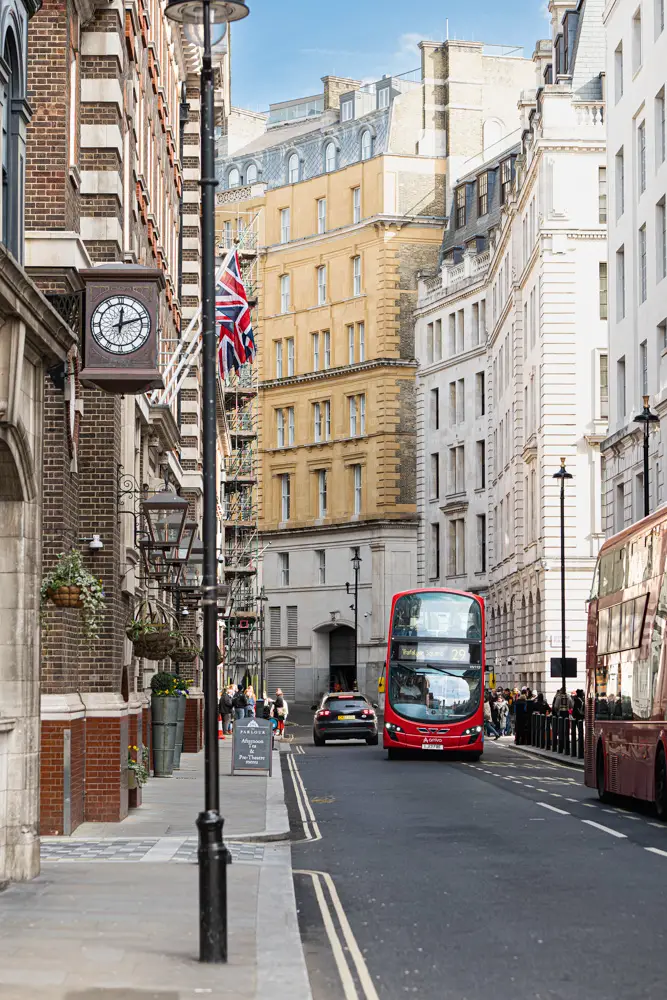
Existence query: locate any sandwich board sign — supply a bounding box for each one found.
[232,717,272,776]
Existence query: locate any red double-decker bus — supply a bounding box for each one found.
[383,588,485,760]
[585,508,667,816]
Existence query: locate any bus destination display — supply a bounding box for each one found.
[396,642,471,664]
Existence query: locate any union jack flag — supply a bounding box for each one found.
[215,250,256,377]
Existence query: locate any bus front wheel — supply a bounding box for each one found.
[387,748,403,761]
[655,746,667,821]
[596,742,610,803]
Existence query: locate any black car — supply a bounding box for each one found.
[312,692,379,746]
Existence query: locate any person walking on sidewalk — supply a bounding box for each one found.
[219,685,234,736]
[496,693,509,737]
[233,685,248,721]
[273,688,288,737]
[552,687,572,716]
[484,695,501,739]
[244,685,256,718]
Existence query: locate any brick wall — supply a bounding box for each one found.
[183,694,203,753]
[84,716,128,823]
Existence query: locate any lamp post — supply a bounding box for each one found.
[257,586,267,703]
[552,458,573,702]
[164,0,248,965]
[350,549,361,684]
[633,395,659,517]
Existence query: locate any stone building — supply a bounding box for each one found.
[16,0,230,846]
[415,0,608,695]
[0,0,78,884]
[216,41,534,703]
[601,0,667,531]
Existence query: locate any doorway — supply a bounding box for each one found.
[329,625,356,691]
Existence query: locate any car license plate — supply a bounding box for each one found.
[338,714,354,720]
[422,742,443,750]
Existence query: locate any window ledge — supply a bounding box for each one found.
[69,164,81,190]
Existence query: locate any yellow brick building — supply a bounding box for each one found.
[217,42,535,701]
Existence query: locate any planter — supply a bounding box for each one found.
[170,635,200,664]
[130,625,177,661]
[128,769,138,790]
[173,693,187,770]
[49,585,84,609]
[151,695,179,776]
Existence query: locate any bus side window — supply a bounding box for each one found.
[651,573,667,720]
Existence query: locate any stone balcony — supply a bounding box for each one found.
[418,247,491,308]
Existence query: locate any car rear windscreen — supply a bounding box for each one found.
[324,698,369,711]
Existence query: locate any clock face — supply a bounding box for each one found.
[90,295,151,355]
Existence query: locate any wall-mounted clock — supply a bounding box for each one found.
[79,264,166,394]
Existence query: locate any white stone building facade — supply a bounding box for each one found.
[601,0,667,530]
[416,0,609,696]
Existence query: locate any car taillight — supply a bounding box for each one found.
[317,710,331,718]
[361,709,374,717]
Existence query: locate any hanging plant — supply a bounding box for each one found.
[127,600,181,661]
[41,550,105,640]
[170,634,201,664]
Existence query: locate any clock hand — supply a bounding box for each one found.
[114,306,125,333]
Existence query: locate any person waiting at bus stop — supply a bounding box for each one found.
[552,688,572,716]
[484,694,501,739]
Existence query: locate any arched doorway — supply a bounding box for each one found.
[329,625,356,691]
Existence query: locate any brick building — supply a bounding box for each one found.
[19,0,231,843]
[0,0,79,885]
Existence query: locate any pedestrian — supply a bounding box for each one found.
[514,689,528,744]
[244,685,256,718]
[552,687,572,716]
[496,693,509,737]
[219,685,234,735]
[534,692,548,714]
[572,688,585,722]
[233,685,248,721]
[484,695,501,739]
[273,688,288,737]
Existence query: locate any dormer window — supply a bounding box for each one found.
[455,186,466,228]
[246,163,258,184]
[341,99,353,122]
[228,167,240,188]
[478,172,488,217]
[360,130,373,161]
[377,86,390,109]
[500,159,513,204]
[324,141,337,173]
[288,152,300,183]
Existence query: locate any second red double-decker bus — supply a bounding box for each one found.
[383,588,485,759]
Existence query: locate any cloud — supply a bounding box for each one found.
[394,32,424,60]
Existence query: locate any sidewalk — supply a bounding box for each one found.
[0,741,312,1000]
[509,741,585,769]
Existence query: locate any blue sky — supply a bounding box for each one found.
[229,0,550,112]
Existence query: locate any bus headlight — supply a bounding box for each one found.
[385,722,404,733]
[462,725,483,736]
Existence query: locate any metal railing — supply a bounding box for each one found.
[529,714,585,760]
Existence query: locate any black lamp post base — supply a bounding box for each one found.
[196,809,232,962]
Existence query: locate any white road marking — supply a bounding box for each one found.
[645,847,667,857]
[550,793,563,798]
[565,798,578,803]
[582,803,597,808]
[287,754,322,842]
[581,820,627,839]
[648,822,665,828]
[536,788,548,793]
[295,870,381,1000]
[537,802,570,816]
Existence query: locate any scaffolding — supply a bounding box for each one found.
[217,205,262,688]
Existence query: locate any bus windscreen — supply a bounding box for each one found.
[391,591,482,641]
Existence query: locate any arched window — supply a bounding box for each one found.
[288,153,299,184]
[527,593,534,655]
[360,130,373,161]
[324,141,337,173]
[227,166,240,188]
[535,590,542,653]
[2,31,21,258]
[245,163,257,184]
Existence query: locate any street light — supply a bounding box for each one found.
[346,549,362,686]
[553,458,573,714]
[257,586,268,706]
[165,0,249,966]
[633,395,659,517]
[141,486,189,548]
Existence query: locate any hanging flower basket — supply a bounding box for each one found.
[127,600,181,662]
[170,634,201,664]
[41,550,105,639]
[49,585,84,608]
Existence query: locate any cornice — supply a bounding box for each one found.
[263,213,446,258]
[260,357,417,390]
[260,516,420,539]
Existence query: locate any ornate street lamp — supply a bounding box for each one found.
[165,0,249,964]
[553,458,573,739]
[633,395,659,518]
[141,487,189,549]
[346,549,362,687]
